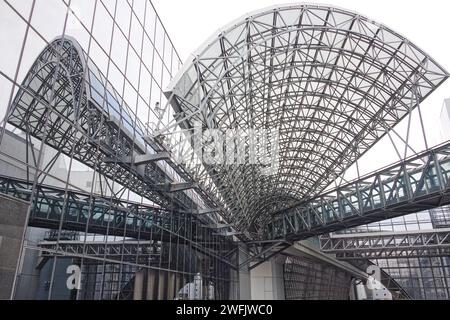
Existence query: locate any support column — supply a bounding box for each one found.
[250,256,286,300]
[229,268,239,300]
[167,272,175,300]
[146,270,156,300]
[271,256,286,300]
[133,269,145,300]
[237,243,251,300]
[157,271,167,300]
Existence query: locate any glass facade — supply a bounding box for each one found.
[0,1,449,301]
[0,0,238,300]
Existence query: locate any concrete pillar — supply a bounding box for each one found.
[167,272,175,300]
[229,269,239,300]
[133,269,145,300]
[271,256,286,300]
[157,271,166,300]
[250,255,286,300]
[146,270,156,300]
[237,243,251,300]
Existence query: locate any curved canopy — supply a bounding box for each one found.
[166,4,449,236]
[7,36,201,211]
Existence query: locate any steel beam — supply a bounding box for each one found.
[103,152,171,165]
[320,228,450,259]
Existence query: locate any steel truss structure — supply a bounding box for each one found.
[269,141,450,240]
[164,4,449,238]
[0,175,236,268]
[7,36,218,212]
[320,228,450,260]
[36,240,159,265]
[0,0,243,299]
[1,1,450,300]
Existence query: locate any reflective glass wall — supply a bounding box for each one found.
[0,0,238,300]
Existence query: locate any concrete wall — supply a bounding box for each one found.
[250,257,285,300]
[237,244,251,300]
[0,194,29,299]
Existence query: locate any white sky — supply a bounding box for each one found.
[153,0,450,68]
[153,0,450,178]
[152,0,450,114]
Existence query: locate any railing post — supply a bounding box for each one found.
[306,207,312,231]
[337,191,344,220]
[403,163,414,201]
[293,209,299,232]
[378,175,386,208]
[356,182,364,216]
[433,151,446,192]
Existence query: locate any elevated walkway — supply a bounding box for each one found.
[268,141,450,241]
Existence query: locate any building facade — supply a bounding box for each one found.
[0,1,449,300]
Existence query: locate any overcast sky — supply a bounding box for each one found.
[153,0,450,64]
[154,0,450,142]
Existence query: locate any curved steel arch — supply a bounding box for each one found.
[7,36,209,212]
[165,4,449,237]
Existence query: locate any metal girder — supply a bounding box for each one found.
[37,240,160,265]
[166,182,198,193]
[0,174,193,241]
[32,241,202,276]
[320,228,450,259]
[268,142,450,241]
[164,4,449,235]
[0,175,237,267]
[208,223,234,229]
[34,240,236,274]
[103,152,171,165]
[238,240,292,270]
[190,207,225,215]
[336,247,450,260]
